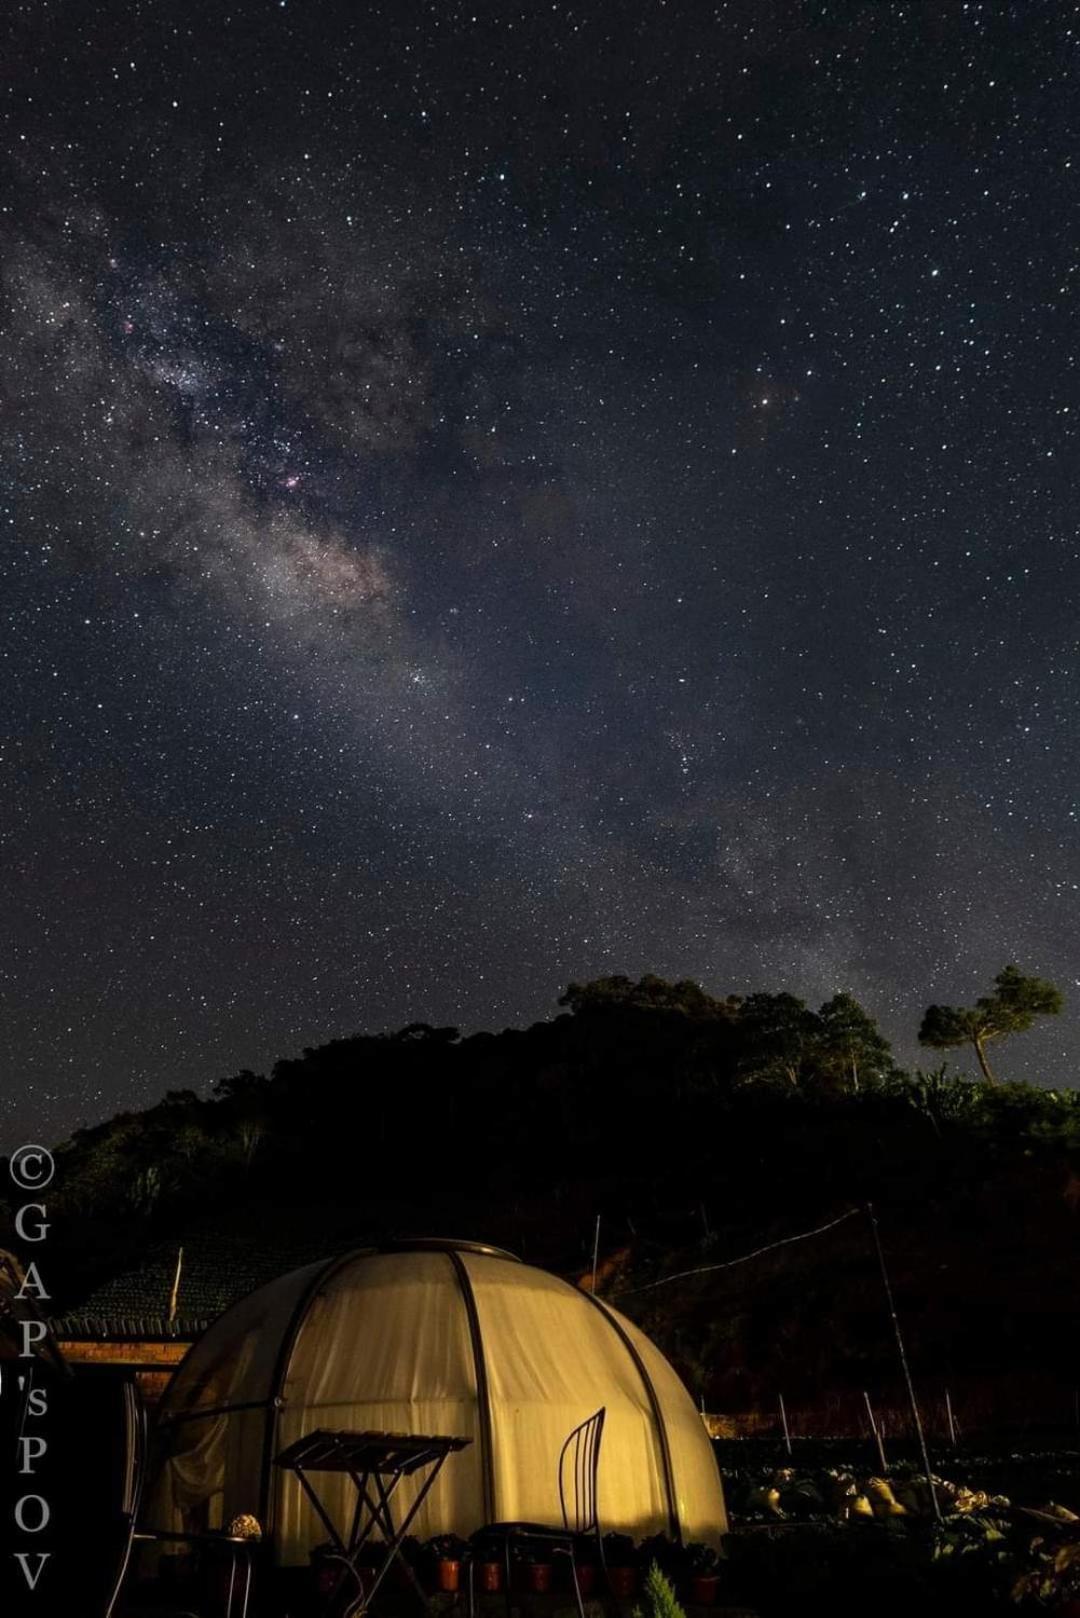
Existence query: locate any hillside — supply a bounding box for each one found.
[5,975,1079,1425]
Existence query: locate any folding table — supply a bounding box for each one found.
[274,1428,471,1616]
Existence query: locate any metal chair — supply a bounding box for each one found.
[125,1530,256,1618]
[469,1408,606,1618]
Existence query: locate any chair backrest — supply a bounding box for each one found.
[557,1407,605,1535]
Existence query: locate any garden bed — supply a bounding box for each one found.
[717,1439,1080,1615]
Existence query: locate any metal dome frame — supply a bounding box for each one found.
[157,1239,685,1547]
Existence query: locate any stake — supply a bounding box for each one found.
[167,1245,184,1326]
[865,1203,941,1521]
[591,1215,601,1295]
[778,1393,792,1456]
[945,1388,958,1448]
[863,1390,887,1473]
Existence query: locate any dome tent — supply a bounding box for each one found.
[147,1239,727,1563]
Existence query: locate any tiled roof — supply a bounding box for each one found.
[50,1229,336,1341]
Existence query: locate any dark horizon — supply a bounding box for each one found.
[1,965,1068,1156]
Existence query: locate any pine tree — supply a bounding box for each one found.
[637,1562,687,1618]
[918,965,1063,1084]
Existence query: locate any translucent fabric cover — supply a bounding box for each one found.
[145,1261,325,1535]
[149,1408,267,1531]
[148,1247,727,1566]
[271,1251,483,1560]
[159,1261,326,1416]
[465,1254,674,1537]
[594,1300,729,1542]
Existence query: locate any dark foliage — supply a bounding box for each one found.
[3,972,1077,1414]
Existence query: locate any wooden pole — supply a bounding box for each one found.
[167,1245,184,1326]
[778,1393,792,1456]
[945,1387,958,1447]
[865,1204,941,1521]
[863,1390,887,1473]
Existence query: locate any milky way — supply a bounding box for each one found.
[2,1,1078,1146]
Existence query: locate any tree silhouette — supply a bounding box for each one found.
[558,974,736,1020]
[735,992,822,1087]
[19,966,1080,1416]
[816,992,895,1093]
[918,964,1064,1084]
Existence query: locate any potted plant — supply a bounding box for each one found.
[602,1533,639,1599]
[427,1533,469,1594]
[470,1533,504,1593]
[310,1540,373,1603]
[571,1535,600,1598]
[684,1543,720,1606]
[637,1534,685,1580]
[512,1542,553,1593]
[393,1535,422,1592]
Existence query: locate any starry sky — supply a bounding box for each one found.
[3,0,1078,1149]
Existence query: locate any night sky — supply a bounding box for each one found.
[3,1,1078,1149]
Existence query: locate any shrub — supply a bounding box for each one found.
[635,1561,687,1618]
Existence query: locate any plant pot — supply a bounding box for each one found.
[477,1561,503,1593]
[313,1561,336,1598]
[314,1560,372,1600]
[436,1559,462,1593]
[574,1564,597,1597]
[608,1566,638,1599]
[690,1574,720,1606]
[526,1563,553,1593]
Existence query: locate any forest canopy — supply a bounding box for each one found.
[2,966,1074,1411]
